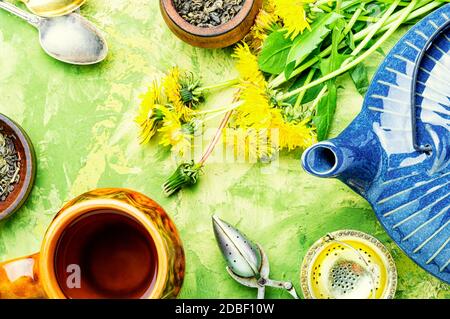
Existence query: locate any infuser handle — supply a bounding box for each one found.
[0,253,46,299]
[263,279,299,299]
[257,286,265,299]
[410,18,450,153]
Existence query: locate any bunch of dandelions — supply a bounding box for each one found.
[135,67,240,195]
[140,0,321,197]
[161,43,316,197]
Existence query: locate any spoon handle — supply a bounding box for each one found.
[0,1,41,27]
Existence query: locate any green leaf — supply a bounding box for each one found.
[258,30,293,75]
[345,31,356,51]
[313,24,347,141]
[285,13,342,79]
[313,84,337,141]
[319,50,348,76]
[350,63,369,95]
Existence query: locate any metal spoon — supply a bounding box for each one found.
[0,1,107,65]
[19,0,86,17]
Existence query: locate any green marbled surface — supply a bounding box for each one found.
[0,0,448,299]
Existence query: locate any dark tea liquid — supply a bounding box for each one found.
[54,210,158,299]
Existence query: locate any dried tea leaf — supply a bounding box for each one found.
[0,128,21,202]
[174,0,245,28]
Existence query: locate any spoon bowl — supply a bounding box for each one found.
[22,0,86,17]
[39,13,108,65]
[0,1,108,65]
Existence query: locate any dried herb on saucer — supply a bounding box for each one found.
[174,0,245,28]
[0,128,21,202]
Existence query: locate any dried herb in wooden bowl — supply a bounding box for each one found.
[0,128,21,202]
[174,0,245,28]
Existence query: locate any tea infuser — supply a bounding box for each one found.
[302,4,450,283]
[0,1,107,65]
[300,230,397,299]
[17,0,85,18]
[212,215,299,299]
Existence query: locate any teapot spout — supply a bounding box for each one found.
[302,142,343,178]
[301,137,381,196]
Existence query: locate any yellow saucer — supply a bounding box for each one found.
[300,230,397,299]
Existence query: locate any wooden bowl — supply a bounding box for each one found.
[160,0,263,49]
[0,114,36,220]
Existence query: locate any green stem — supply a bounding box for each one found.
[199,110,234,165]
[351,0,400,58]
[195,101,243,116]
[202,101,243,122]
[315,0,362,14]
[195,78,239,93]
[353,0,433,40]
[318,5,332,12]
[279,0,417,101]
[336,0,342,13]
[311,85,328,113]
[340,7,363,42]
[376,0,411,5]
[294,68,315,109]
[343,15,380,22]
[271,56,322,88]
[314,0,336,6]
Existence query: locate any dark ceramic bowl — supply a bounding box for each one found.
[0,114,36,220]
[160,0,263,49]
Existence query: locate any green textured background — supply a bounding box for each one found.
[0,0,448,299]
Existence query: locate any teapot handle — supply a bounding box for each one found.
[410,18,450,154]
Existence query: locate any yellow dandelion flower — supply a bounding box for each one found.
[273,0,315,40]
[162,67,204,122]
[158,106,193,155]
[272,112,317,150]
[230,41,314,158]
[233,43,267,87]
[162,67,189,119]
[244,0,279,52]
[135,81,165,144]
[232,43,274,131]
[224,127,276,162]
[233,83,273,129]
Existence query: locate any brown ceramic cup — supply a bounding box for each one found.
[0,188,185,299]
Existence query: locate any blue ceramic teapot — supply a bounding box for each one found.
[302,4,450,283]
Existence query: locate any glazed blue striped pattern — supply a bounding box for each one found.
[364,5,450,283]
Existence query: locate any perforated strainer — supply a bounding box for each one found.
[300,230,397,299]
